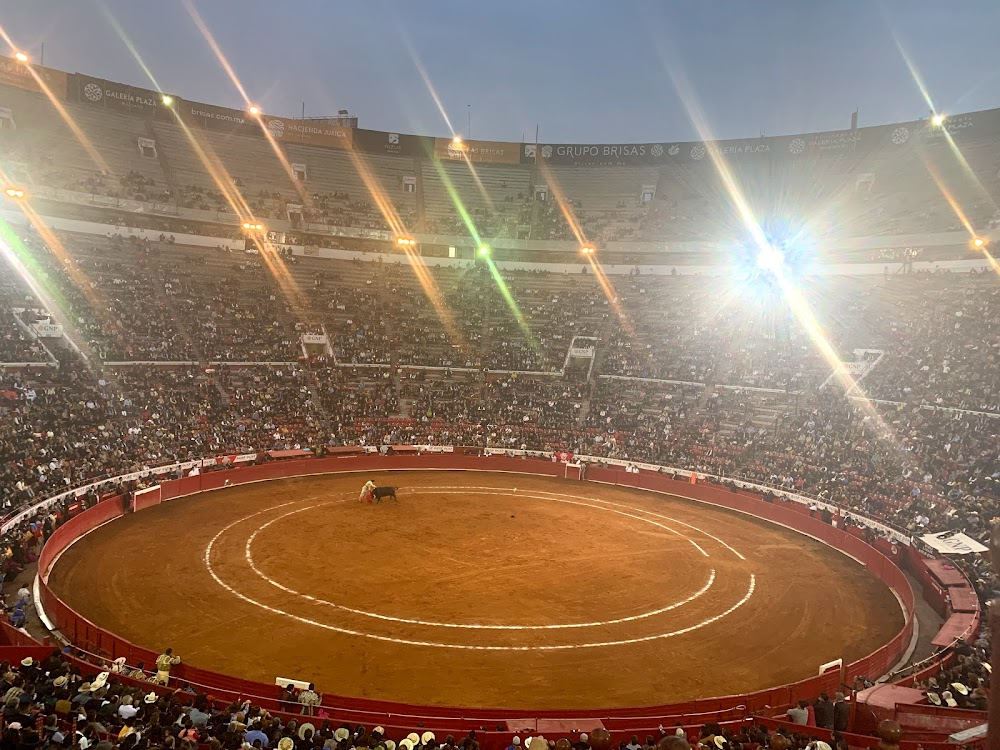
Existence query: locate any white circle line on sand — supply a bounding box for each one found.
[409,487,710,557]
[242,491,717,629]
[206,513,756,650]
[426,486,744,559]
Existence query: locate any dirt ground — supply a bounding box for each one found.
[49,471,903,710]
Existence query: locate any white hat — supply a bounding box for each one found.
[335,729,351,742]
[144,692,157,704]
[400,741,414,750]
[951,682,969,696]
[407,734,420,745]
[579,736,587,743]
[942,690,958,707]
[385,742,396,750]
[299,723,317,740]
[54,676,68,687]
[20,658,33,667]
[92,672,109,690]
[374,728,385,736]
[512,740,520,747]
[421,733,435,745]
[8,723,22,730]
[815,743,832,750]
[279,738,295,750]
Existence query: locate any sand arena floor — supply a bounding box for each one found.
[49,471,903,709]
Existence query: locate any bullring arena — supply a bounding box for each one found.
[43,455,904,711]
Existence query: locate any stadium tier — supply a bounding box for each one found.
[0,52,996,750]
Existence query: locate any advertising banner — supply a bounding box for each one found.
[72,73,164,117]
[920,531,989,555]
[434,137,521,164]
[0,55,67,99]
[177,99,258,136]
[260,114,353,149]
[527,108,1000,168]
[352,128,434,158]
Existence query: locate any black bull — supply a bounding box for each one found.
[372,486,397,502]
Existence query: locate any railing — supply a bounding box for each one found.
[31,451,923,743]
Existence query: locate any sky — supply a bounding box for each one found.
[2,0,1000,144]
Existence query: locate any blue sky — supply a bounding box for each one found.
[3,0,1000,143]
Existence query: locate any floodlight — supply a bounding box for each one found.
[580,246,596,255]
[478,245,490,257]
[755,246,784,273]
[3,187,26,199]
[452,135,463,145]
[973,237,986,248]
[248,105,261,117]
[395,237,416,247]
[161,95,173,106]
[931,114,946,127]
[13,52,28,63]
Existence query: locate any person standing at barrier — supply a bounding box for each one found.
[814,693,834,730]
[298,683,321,715]
[154,647,181,685]
[833,692,849,732]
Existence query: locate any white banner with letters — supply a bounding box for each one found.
[919,531,988,555]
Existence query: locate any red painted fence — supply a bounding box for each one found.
[34,453,926,744]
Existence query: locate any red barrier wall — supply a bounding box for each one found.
[37,454,923,742]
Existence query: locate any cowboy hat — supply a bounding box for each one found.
[421,733,436,745]
[92,672,109,690]
[279,738,295,750]
[144,692,157,704]
[20,657,33,667]
[951,682,969,696]
[406,734,420,745]
[927,692,941,705]
[300,723,317,740]
[335,729,351,742]
[942,690,958,707]
[373,729,385,737]
[399,741,414,750]
[79,682,92,693]
[713,738,728,749]
[54,676,68,687]
[385,742,396,750]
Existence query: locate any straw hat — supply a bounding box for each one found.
[421,733,436,745]
[300,724,317,740]
[279,738,295,750]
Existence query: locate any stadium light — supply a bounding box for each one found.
[755,246,784,273]
[931,113,946,127]
[161,95,174,106]
[242,222,265,232]
[478,245,490,257]
[580,246,596,255]
[13,52,28,63]
[248,105,261,117]
[973,237,986,248]
[452,135,463,145]
[395,237,416,247]
[3,187,26,200]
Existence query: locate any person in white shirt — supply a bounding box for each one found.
[119,695,138,720]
